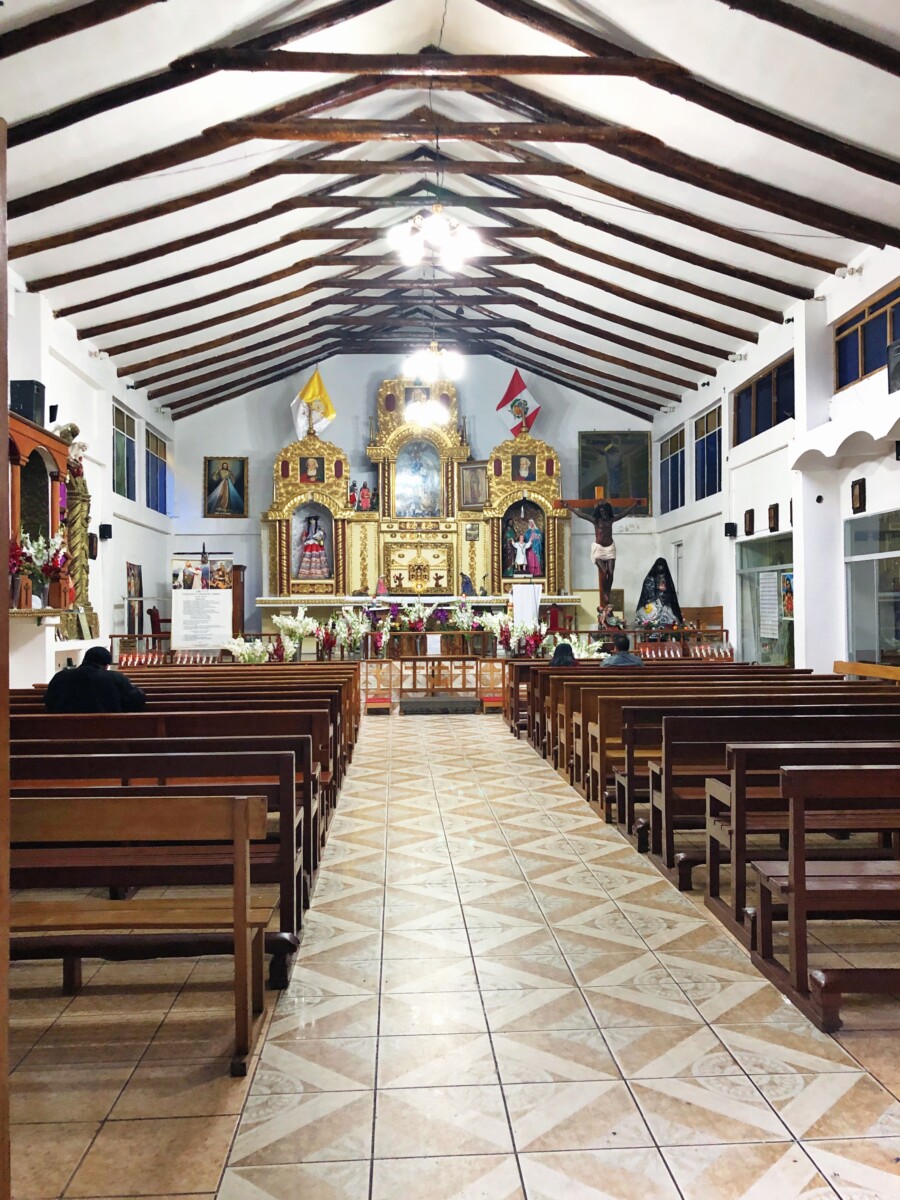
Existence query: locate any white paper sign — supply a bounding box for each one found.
[758,571,780,640]
[425,634,442,656]
[170,555,233,650]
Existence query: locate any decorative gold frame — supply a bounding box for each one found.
[485,431,568,595]
[263,432,353,595]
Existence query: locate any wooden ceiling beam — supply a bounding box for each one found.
[216,117,657,145]
[0,0,166,60]
[177,48,684,78]
[8,0,395,145]
[717,0,900,78]
[272,158,584,177]
[476,0,900,186]
[432,180,814,299]
[8,74,388,219]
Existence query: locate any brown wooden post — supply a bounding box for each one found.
[0,113,12,1199]
[8,460,20,540]
[50,472,61,535]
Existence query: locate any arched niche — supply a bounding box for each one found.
[500,499,547,580]
[21,449,53,540]
[292,502,335,582]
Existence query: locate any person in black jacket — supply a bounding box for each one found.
[44,646,147,713]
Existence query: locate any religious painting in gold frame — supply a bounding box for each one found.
[458,461,489,510]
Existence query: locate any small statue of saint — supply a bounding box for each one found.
[358,482,371,511]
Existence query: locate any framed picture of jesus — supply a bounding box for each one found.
[204,456,248,518]
[578,432,650,515]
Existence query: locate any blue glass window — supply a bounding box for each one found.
[834,282,900,391]
[694,408,722,500]
[113,405,136,501]
[660,429,685,514]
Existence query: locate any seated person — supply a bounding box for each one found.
[45,646,147,713]
[601,633,644,668]
[550,642,576,667]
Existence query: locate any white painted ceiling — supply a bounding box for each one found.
[2,0,899,420]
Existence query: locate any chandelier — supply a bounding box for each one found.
[387,204,482,270]
[403,340,464,391]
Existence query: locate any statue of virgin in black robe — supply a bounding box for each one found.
[634,558,683,627]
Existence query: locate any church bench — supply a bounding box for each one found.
[707,740,900,944]
[749,765,900,1033]
[647,709,900,887]
[10,746,307,985]
[583,679,862,811]
[10,792,274,1075]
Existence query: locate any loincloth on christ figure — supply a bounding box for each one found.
[591,541,616,565]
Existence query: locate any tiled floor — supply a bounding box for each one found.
[9,715,900,1199]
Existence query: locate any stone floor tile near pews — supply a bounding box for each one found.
[804,1136,900,1198]
[378,990,488,1037]
[380,927,472,958]
[835,1031,900,1096]
[373,1083,512,1159]
[228,1090,375,1167]
[252,1037,377,1095]
[583,978,703,1029]
[372,1154,524,1200]
[563,947,664,989]
[481,987,596,1034]
[275,959,382,1001]
[453,855,527,883]
[504,1079,653,1152]
[467,923,561,957]
[11,1120,100,1200]
[219,1160,371,1200]
[752,1071,900,1140]
[632,1075,793,1146]
[381,956,480,994]
[11,1063,134,1124]
[67,1114,240,1196]
[662,1142,836,1200]
[146,1008,273,1064]
[267,994,380,1042]
[492,1028,621,1085]
[474,951,576,991]
[294,928,383,964]
[711,1021,861,1076]
[109,1059,255,1119]
[376,1032,499,1088]
[553,904,649,950]
[834,993,900,1033]
[519,1147,682,1200]
[603,1024,743,1080]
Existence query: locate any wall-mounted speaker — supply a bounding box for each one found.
[98,523,113,540]
[48,404,58,424]
[724,521,737,538]
[9,379,46,427]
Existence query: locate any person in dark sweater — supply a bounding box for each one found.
[44,646,147,713]
[601,633,645,667]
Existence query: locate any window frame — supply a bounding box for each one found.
[693,405,722,501]
[731,354,795,448]
[145,428,168,515]
[112,403,137,502]
[833,279,900,393]
[659,426,685,516]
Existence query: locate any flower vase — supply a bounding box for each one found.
[9,575,20,609]
[39,583,51,608]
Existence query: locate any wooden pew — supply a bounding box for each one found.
[648,709,900,886]
[707,740,900,943]
[10,748,305,986]
[11,792,273,1075]
[749,765,900,1032]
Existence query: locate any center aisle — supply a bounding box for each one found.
[219,716,898,1200]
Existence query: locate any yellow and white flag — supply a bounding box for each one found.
[291,368,336,438]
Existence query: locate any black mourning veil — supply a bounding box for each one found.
[635,557,683,625]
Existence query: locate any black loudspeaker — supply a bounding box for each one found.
[724,521,738,538]
[888,340,900,394]
[98,523,113,540]
[48,404,58,424]
[10,379,46,426]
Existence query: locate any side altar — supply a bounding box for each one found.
[260,376,570,619]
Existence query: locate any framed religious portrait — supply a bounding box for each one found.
[204,456,248,518]
[458,461,488,510]
[298,455,325,486]
[851,478,866,514]
[744,508,755,536]
[512,453,537,484]
[465,522,480,542]
[768,503,779,532]
[578,432,651,515]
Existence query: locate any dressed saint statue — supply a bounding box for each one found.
[524,518,543,576]
[297,519,331,580]
[634,558,683,628]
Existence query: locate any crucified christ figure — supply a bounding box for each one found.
[561,500,641,608]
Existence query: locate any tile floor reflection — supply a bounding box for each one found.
[9,715,900,1199]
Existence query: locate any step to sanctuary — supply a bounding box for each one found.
[399,696,482,715]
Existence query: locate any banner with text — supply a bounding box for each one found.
[170,555,233,650]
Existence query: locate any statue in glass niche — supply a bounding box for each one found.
[297,516,330,580]
[634,557,683,628]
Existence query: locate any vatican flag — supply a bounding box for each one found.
[291,368,336,438]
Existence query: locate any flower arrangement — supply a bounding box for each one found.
[399,599,430,632]
[449,599,482,632]
[333,606,371,652]
[9,539,31,579]
[370,616,390,657]
[272,606,319,642]
[224,636,269,664]
[19,531,67,585]
[550,635,608,660]
[316,622,337,657]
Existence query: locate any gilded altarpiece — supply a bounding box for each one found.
[366,379,470,595]
[485,432,568,595]
[264,433,353,596]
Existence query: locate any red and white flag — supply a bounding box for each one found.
[496,369,540,436]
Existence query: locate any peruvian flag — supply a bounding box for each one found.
[496,368,540,436]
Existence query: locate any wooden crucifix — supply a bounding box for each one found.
[554,489,648,610]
